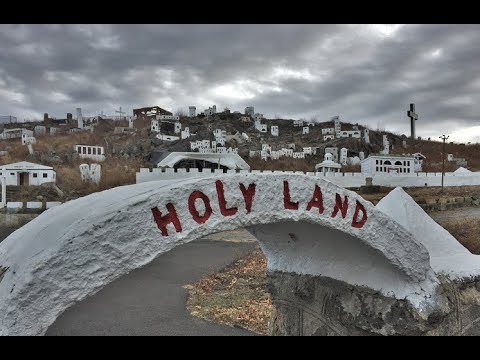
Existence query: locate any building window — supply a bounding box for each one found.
[88,147,91,155]
[33,173,38,178]
[408,161,410,166]
[43,173,48,178]
[10,173,14,176]
[92,147,97,155]
[83,146,86,154]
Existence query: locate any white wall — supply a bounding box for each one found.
[136,168,480,188]
[75,145,106,162]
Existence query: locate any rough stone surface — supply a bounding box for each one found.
[268,271,480,336]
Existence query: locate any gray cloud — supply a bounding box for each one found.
[0,24,479,142]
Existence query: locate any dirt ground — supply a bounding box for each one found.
[185,247,272,335]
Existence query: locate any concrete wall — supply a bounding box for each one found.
[136,168,480,188]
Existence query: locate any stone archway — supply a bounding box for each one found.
[0,173,476,336]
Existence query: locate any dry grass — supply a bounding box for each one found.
[441,218,480,254]
[186,247,272,335]
[0,127,148,200]
[55,157,144,199]
[358,186,480,204]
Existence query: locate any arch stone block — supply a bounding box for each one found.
[0,174,479,335]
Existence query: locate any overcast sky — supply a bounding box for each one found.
[0,24,479,143]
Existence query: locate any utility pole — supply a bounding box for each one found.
[439,134,449,192]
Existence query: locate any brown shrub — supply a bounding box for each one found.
[441,218,480,255]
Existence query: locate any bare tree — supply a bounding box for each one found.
[174,108,187,117]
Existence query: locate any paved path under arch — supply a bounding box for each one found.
[46,236,256,336]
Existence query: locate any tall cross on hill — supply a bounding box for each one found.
[407,103,418,140]
[115,106,126,120]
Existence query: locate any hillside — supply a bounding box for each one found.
[0,112,478,201]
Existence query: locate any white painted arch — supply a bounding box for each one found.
[0,174,436,336]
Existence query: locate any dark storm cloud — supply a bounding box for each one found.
[0,24,479,142]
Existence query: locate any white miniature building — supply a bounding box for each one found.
[271,151,281,160]
[360,155,416,175]
[347,156,361,166]
[79,163,101,184]
[303,147,313,155]
[402,140,407,149]
[189,106,196,117]
[293,119,303,127]
[151,119,160,132]
[213,129,227,138]
[333,116,341,137]
[262,144,272,152]
[302,127,309,135]
[157,115,180,121]
[21,130,35,145]
[380,135,390,155]
[324,147,339,162]
[241,132,250,141]
[271,126,279,136]
[293,152,306,159]
[323,134,335,141]
[0,128,26,139]
[261,149,270,161]
[363,129,370,144]
[340,147,348,165]
[256,123,267,133]
[254,113,263,122]
[245,106,254,117]
[174,122,182,134]
[0,161,56,186]
[76,108,83,129]
[286,143,296,150]
[181,127,190,139]
[34,125,47,136]
[321,128,335,135]
[75,145,106,162]
[128,116,135,129]
[412,153,426,172]
[204,105,217,116]
[315,153,341,173]
[240,116,252,123]
[447,154,454,161]
[339,130,361,139]
[283,148,294,157]
[359,151,365,160]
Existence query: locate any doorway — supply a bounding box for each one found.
[18,172,29,186]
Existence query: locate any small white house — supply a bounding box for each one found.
[338,130,361,139]
[360,155,416,175]
[74,145,106,162]
[0,161,56,186]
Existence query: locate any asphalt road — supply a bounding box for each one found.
[46,237,256,336]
